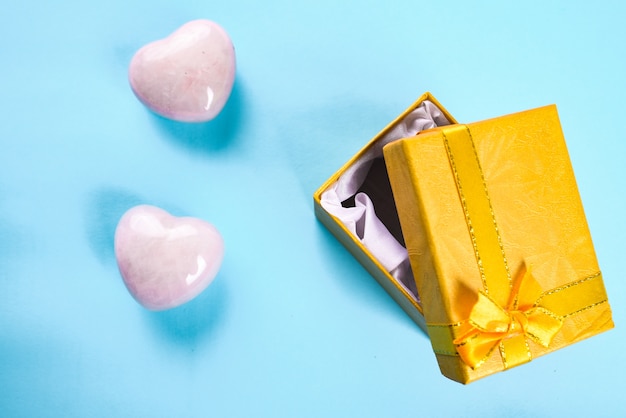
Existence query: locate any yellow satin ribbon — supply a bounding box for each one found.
[428,271,606,370]
[427,124,608,371]
[453,266,562,369]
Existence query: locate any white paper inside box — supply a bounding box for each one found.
[313,93,456,331]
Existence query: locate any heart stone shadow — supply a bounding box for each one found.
[84,187,144,267]
[143,273,229,348]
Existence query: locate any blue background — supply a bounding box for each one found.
[1,1,625,417]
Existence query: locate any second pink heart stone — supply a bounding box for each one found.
[114,205,225,311]
[129,20,236,122]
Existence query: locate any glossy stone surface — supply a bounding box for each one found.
[129,19,236,122]
[114,205,224,310]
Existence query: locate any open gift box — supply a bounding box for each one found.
[313,92,614,384]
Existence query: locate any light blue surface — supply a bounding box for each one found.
[1,1,625,417]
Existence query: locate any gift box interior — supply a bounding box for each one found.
[314,94,454,331]
[313,93,614,384]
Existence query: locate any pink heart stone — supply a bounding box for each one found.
[128,19,236,122]
[114,205,224,310]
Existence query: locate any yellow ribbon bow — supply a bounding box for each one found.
[453,266,563,370]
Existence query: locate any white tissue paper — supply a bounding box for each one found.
[320,101,450,300]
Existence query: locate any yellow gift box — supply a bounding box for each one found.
[313,92,614,384]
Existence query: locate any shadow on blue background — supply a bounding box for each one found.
[84,187,144,267]
[0,193,29,271]
[143,274,229,349]
[150,78,246,154]
[314,220,424,335]
[0,222,23,269]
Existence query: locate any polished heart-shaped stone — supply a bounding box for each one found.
[114,205,224,310]
[129,19,236,122]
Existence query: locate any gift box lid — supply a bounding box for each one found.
[382,104,614,383]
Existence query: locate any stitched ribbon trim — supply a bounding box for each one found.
[427,124,608,370]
